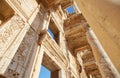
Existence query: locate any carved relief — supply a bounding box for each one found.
[4,27,38,78]
[0,15,25,55]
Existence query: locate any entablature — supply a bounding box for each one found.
[82,53,95,64]
[39,0,66,9]
[60,0,73,9]
[84,64,102,78]
[64,13,86,28]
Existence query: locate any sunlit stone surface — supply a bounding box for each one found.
[0,0,119,78]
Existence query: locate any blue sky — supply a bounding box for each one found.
[38,6,75,78]
[47,29,54,39]
[39,65,51,78]
[66,5,75,14]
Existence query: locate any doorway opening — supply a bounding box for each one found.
[39,52,60,78]
[39,65,51,78]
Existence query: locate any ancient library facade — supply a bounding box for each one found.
[0,0,120,78]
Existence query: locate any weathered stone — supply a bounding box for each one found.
[0,0,119,78]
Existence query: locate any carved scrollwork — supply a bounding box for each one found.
[0,15,25,53]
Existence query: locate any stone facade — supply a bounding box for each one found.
[0,0,119,78]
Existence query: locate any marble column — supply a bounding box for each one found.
[86,28,120,78]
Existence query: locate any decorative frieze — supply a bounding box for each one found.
[0,15,25,57]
